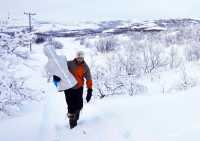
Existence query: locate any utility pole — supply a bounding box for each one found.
[24,12,36,32]
[24,12,36,52]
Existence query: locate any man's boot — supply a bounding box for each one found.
[69,119,77,129]
[67,113,77,129]
[75,110,80,121]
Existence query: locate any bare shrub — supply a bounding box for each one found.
[35,36,46,44]
[141,43,168,73]
[185,42,200,62]
[0,32,44,117]
[174,66,197,91]
[169,46,182,69]
[95,36,118,53]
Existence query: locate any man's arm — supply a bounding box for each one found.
[84,63,93,89]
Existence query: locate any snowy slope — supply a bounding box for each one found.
[0,84,200,141]
[0,37,200,141]
[53,89,200,141]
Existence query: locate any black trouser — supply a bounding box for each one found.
[64,87,83,114]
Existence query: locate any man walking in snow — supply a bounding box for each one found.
[44,47,93,129]
[64,51,93,129]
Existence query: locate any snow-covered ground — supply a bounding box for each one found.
[1,80,200,141]
[0,36,200,141]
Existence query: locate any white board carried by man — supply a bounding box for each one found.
[43,45,77,91]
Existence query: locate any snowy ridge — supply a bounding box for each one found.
[33,18,200,37]
[2,18,200,38]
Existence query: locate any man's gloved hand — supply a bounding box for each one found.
[86,88,92,102]
[53,75,61,87]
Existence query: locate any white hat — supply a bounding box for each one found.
[76,51,84,58]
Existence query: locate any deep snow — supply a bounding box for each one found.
[1,85,200,141]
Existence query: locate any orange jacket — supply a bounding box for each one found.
[67,59,92,89]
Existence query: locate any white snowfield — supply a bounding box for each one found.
[0,38,200,141]
[0,86,200,141]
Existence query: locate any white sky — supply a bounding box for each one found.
[0,0,200,23]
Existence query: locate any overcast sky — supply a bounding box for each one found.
[0,0,200,23]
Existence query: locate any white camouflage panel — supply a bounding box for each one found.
[43,46,77,91]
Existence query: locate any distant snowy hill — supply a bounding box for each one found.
[33,18,200,37]
[2,18,200,37]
